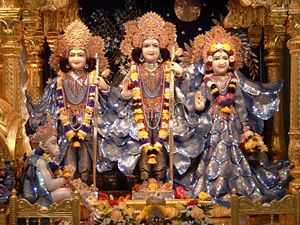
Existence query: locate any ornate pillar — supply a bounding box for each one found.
[0,2,22,115]
[22,10,45,104]
[264,6,288,162]
[287,1,300,193]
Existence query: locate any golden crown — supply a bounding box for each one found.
[120,12,177,57]
[192,26,243,69]
[30,114,57,144]
[49,20,108,71]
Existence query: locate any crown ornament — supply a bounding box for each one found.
[49,20,108,71]
[30,114,57,144]
[191,26,243,70]
[120,12,177,58]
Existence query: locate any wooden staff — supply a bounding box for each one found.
[93,53,100,191]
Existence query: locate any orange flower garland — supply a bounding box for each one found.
[130,62,171,164]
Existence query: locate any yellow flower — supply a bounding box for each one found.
[159,129,168,138]
[164,89,170,99]
[130,71,139,81]
[210,43,217,52]
[198,192,210,201]
[134,113,144,121]
[95,201,111,215]
[66,130,75,141]
[221,106,231,114]
[132,87,141,97]
[138,130,148,139]
[134,108,143,114]
[77,130,87,140]
[211,88,218,94]
[223,43,231,52]
[165,72,171,81]
[153,142,162,150]
[41,153,51,161]
[148,182,158,191]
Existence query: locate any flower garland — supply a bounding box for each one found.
[57,70,96,147]
[34,148,72,179]
[130,62,171,164]
[204,73,237,114]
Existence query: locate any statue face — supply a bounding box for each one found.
[212,50,229,75]
[141,38,160,63]
[43,136,60,158]
[68,49,87,71]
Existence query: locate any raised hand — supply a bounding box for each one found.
[195,91,205,111]
[170,62,183,77]
[121,77,133,99]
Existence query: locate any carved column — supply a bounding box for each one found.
[22,10,45,104]
[287,3,300,193]
[264,6,288,162]
[0,4,22,115]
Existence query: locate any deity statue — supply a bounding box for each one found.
[19,115,73,207]
[180,26,292,206]
[25,20,111,182]
[99,12,205,184]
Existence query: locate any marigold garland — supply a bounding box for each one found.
[204,73,237,114]
[57,70,96,147]
[130,62,171,164]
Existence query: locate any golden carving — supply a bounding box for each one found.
[263,6,288,162]
[24,38,45,104]
[287,11,300,192]
[224,0,266,29]
[231,190,300,225]
[9,189,81,225]
[43,0,80,51]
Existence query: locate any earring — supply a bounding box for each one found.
[85,64,89,69]
[66,64,70,69]
[157,54,163,63]
[139,54,144,63]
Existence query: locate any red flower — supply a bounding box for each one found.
[133,183,141,192]
[174,186,187,199]
[108,199,119,206]
[187,199,199,206]
[127,82,134,90]
[99,192,108,200]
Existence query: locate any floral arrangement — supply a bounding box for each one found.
[86,193,135,225]
[130,62,171,164]
[57,70,96,148]
[240,130,268,155]
[174,200,214,225]
[136,198,214,225]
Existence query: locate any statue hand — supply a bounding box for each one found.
[121,77,133,99]
[63,163,76,180]
[94,73,109,91]
[195,91,205,111]
[170,62,183,77]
